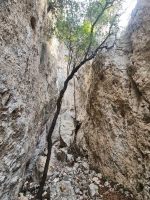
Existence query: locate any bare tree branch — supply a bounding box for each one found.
[84,0,116,59]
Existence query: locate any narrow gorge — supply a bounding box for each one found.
[0,0,149,200]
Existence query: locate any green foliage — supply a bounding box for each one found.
[53,0,121,66]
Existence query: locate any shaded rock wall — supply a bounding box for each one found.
[76,0,150,199]
[0,1,62,199]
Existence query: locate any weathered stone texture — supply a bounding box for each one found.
[0,1,59,199]
[0,0,150,199]
[76,0,150,199]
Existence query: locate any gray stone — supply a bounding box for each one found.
[82,162,89,170]
[89,183,99,197]
[67,154,74,165]
[50,180,76,200]
[18,193,28,200]
[93,177,100,185]
[104,181,109,187]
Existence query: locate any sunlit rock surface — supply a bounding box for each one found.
[76,0,150,199]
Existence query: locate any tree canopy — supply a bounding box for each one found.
[54,0,121,72]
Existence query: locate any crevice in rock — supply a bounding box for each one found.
[30,16,36,31]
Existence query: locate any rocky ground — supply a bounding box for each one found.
[18,144,135,200]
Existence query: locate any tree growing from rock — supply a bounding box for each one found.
[37,0,122,199]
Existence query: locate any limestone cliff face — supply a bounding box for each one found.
[0,0,150,199]
[0,1,62,199]
[77,0,150,199]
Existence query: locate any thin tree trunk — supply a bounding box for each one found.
[73,77,77,120]
[36,57,92,199]
[37,10,117,197]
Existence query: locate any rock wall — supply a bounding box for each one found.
[0,0,150,199]
[76,0,150,199]
[0,1,63,199]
